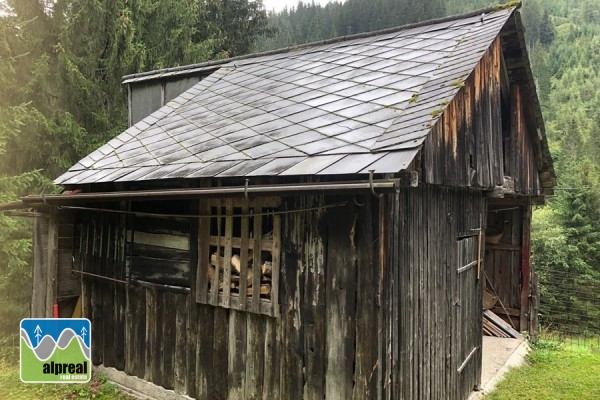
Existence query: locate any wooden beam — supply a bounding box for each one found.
[31,215,48,318]
[46,207,59,318]
[520,204,532,333]
[499,48,511,110]
[396,171,419,187]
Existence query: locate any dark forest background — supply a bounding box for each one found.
[0,0,598,338]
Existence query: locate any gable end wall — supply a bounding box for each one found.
[421,36,542,195]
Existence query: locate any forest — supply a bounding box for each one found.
[0,0,598,338]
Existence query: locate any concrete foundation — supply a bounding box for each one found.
[469,336,530,399]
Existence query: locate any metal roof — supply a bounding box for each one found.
[56,7,516,185]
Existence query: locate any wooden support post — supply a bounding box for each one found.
[520,204,532,333]
[31,214,48,318]
[477,226,482,281]
[46,207,59,318]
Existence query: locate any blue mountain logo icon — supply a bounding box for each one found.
[20,318,92,383]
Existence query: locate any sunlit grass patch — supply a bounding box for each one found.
[487,339,600,400]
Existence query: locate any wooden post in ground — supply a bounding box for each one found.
[520,204,532,333]
[31,214,49,318]
[46,207,59,318]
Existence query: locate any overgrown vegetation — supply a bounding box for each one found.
[487,339,600,399]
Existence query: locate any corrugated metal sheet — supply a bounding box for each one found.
[56,8,516,185]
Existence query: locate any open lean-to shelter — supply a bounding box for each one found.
[16,5,554,400]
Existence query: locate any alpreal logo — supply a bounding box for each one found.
[20,318,91,383]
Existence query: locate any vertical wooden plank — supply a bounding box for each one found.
[162,291,176,390]
[391,192,400,399]
[227,310,247,400]
[135,285,147,379]
[124,212,134,376]
[196,201,210,304]
[196,305,214,399]
[325,201,357,400]
[239,203,249,309]
[91,291,102,367]
[434,189,443,400]
[31,215,48,318]
[114,208,126,371]
[422,186,426,399]
[493,39,504,184]
[376,196,385,400]
[245,315,266,398]
[124,286,138,375]
[271,213,281,317]
[446,189,456,398]
[392,192,403,400]
[186,200,199,398]
[46,207,59,318]
[211,201,222,306]
[302,196,326,400]
[520,203,532,333]
[81,217,92,320]
[251,200,263,313]
[280,197,304,400]
[151,289,164,388]
[395,191,406,400]
[144,287,156,383]
[409,189,417,400]
[223,199,233,307]
[103,215,115,368]
[212,306,229,400]
[262,316,281,399]
[379,194,388,400]
[353,196,378,400]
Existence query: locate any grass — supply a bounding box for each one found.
[0,343,133,400]
[487,339,600,400]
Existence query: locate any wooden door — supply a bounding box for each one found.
[454,233,483,397]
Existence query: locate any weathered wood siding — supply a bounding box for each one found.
[77,195,383,399]
[421,37,542,196]
[74,187,485,400]
[128,213,191,287]
[31,215,49,318]
[505,85,542,195]
[388,185,484,400]
[58,212,78,299]
[31,209,79,318]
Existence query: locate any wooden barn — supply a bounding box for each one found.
[15,5,554,400]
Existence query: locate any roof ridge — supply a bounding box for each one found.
[121,2,521,83]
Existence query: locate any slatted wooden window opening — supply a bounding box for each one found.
[196,197,280,317]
